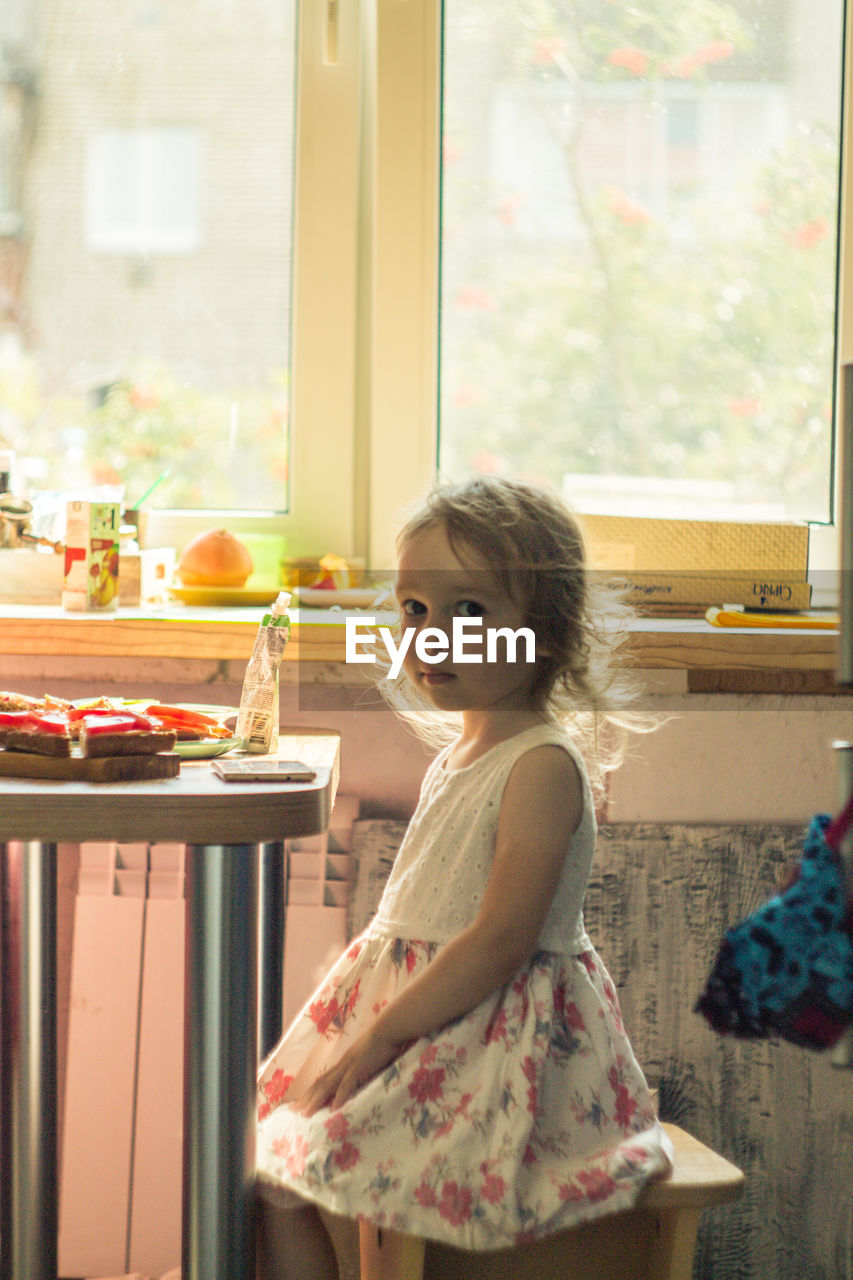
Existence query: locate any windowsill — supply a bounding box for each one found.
[0,604,843,692]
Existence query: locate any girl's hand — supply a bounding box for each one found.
[294,1026,402,1116]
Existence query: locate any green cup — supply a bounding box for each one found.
[239,533,287,589]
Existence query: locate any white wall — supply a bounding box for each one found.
[610,687,853,823]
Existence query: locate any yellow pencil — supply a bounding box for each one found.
[705,607,839,630]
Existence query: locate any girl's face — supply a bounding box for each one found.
[394,521,542,718]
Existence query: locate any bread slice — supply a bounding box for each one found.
[79,726,177,757]
[173,725,211,740]
[0,729,72,757]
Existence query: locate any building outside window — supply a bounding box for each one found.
[85,127,203,256]
[3,0,295,514]
[439,0,844,526]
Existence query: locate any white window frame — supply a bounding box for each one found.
[825,5,853,600]
[146,0,438,567]
[148,0,847,591]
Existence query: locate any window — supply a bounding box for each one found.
[0,0,849,576]
[439,0,845,525]
[3,0,298,518]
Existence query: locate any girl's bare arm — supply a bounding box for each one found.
[295,744,583,1114]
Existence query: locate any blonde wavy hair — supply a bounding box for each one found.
[376,476,652,796]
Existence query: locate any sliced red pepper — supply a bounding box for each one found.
[144,704,222,727]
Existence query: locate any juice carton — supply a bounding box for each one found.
[62,500,121,610]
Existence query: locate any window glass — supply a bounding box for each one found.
[439,0,844,521]
[85,128,202,254]
[0,0,294,512]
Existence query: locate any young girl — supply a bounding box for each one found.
[256,476,671,1278]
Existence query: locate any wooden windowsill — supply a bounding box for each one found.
[0,606,842,690]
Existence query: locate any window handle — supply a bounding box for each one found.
[324,0,340,65]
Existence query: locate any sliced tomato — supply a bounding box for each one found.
[0,710,39,729]
[67,704,121,722]
[81,712,158,736]
[0,710,69,735]
[31,713,71,736]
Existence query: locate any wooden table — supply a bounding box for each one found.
[0,731,340,1280]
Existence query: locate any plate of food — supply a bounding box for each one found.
[0,692,245,772]
[0,692,181,759]
[286,551,389,610]
[71,698,244,759]
[132,702,243,757]
[294,586,387,609]
[0,692,184,780]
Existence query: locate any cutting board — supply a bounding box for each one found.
[0,749,181,782]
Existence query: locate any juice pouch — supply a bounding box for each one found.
[236,591,292,753]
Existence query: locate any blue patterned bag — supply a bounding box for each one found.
[695,797,853,1050]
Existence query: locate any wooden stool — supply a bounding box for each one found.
[359,1123,744,1280]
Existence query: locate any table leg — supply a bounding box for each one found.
[257,842,286,1062]
[183,844,259,1280]
[0,841,58,1280]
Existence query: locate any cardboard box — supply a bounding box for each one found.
[0,547,64,602]
[0,544,175,604]
[118,547,176,606]
[128,893,185,1277]
[328,794,361,852]
[282,905,347,1030]
[582,513,810,575]
[61,844,187,1279]
[58,886,145,1276]
[621,573,813,614]
[62,500,120,610]
[289,833,328,855]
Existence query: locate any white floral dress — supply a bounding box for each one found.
[256,724,671,1251]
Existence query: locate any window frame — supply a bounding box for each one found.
[147,0,848,597]
[146,0,372,561]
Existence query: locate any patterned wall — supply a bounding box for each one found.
[589,824,853,1280]
[349,818,853,1280]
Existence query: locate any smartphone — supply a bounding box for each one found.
[212,759,317,783]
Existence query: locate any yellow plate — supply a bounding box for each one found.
[168,584,281,607]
